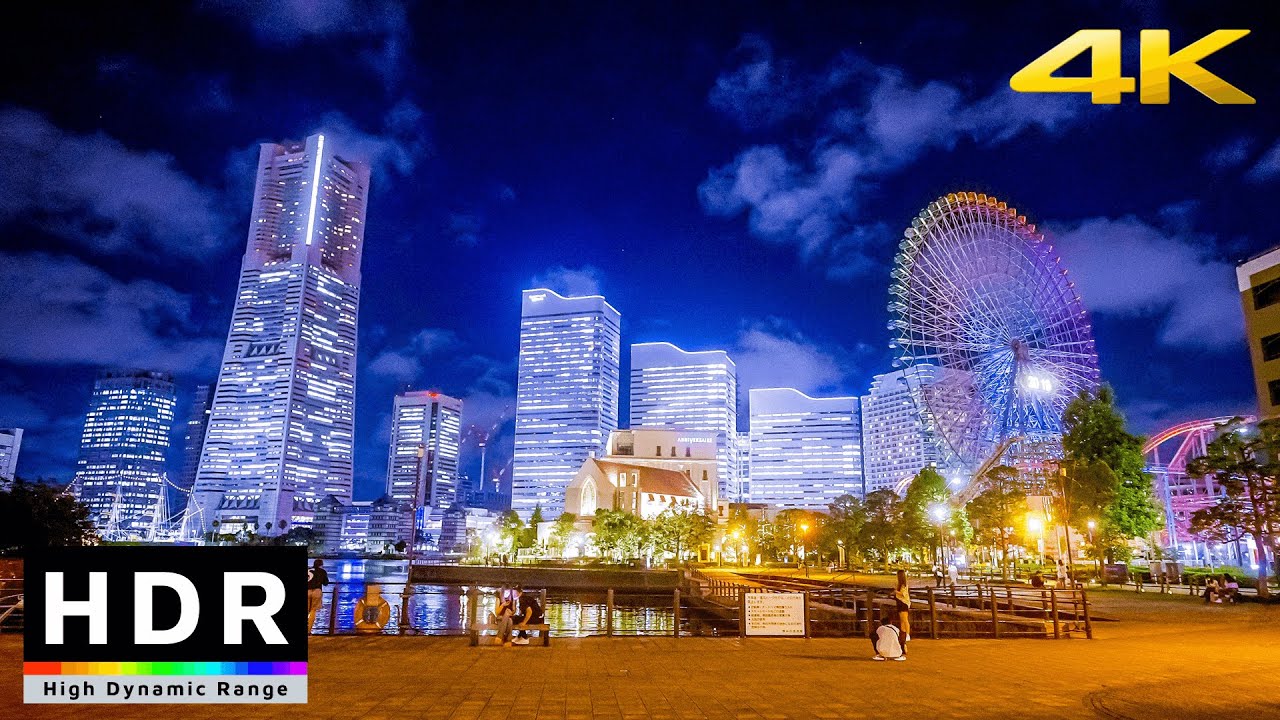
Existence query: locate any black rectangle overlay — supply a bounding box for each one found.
[24,546,307,662]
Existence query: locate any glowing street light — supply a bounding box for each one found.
[930,504,949,564]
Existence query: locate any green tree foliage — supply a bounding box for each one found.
[818,494,866,567]
[0,479,97,553]
[1187,418,1280,598]
[497,510,527,554]
[1061,385,1163,562]
[525,505,546,549]
[771,508,821,562]
[965,465,1023,577]
[858,489,903,567]
[593,509,649,561]
[547,512,577,556]
[726,505,761,562]
[901,466,951,558]
[650,507,715,562]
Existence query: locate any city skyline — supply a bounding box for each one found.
[0,3,1270,503]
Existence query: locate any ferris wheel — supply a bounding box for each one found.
[888,192,1100,488]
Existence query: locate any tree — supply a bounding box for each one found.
[651,507,715,562]
[0,479,98,553]
[726,505,761,565]
[859,489,903,567]
[772,508,821,563]
[819,494,866,568]
[1061,386,1163,563]
[525,505,546,550]
[1187,418,1280,598]
[548,512,577,556]
[966,465,1023,578]
[593,509,649,561]
[901,466,951,561]
[497,510,527,555]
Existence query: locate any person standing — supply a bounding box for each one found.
[947,562,959,587]
[933,564,944,588]
[306,558,329,634]
[893,569,911,656]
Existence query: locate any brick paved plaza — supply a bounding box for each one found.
[4,590,1279,719]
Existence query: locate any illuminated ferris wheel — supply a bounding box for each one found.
[888,192,1101,487]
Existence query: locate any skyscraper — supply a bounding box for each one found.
[386,390,463,512]
[629,342,739,500]
[188,134,370,534]
[73,370,176,539]
[736,429,751,501]
[0,427,22,487]
[173,382,214,511]
[748,388,862,510]
[1238,246,1280,418]
[511,288,621,518]
[860,366,942,495]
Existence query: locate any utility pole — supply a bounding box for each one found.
[407,443,425,565]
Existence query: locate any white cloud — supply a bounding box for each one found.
[367,328,461,382]
[1204,137,1253,171]
[732,320,848,395]
[313,99,430,182]
[0,252,223,372]
[529,265,604,297]
[1247,140,1280,183]
[1052,215,1243,348]
[702,39,1095,277]
[0,108,231,259]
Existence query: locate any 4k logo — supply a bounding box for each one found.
[1010,30,1254,104]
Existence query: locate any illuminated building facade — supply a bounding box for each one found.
[629,342,740,500]
[73,370,176,538]
[0,427,23,487]
[860,366,942,495]
[173,382,214,511]
[387,390,463,543]
[748,388,862,510]
[511,288,621,518]
[188,133,370,534]
[1238,246,1280,418]
[737,430,751,500]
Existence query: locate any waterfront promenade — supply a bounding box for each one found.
[3,590,1278,719]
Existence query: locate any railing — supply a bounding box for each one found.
[0,578,23,633]
[681,571,1091,640]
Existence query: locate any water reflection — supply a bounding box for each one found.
[310,558,676,636]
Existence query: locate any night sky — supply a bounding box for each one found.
[1,1,1273,500]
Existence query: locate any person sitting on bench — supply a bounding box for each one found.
[1219,573,1240,603]
[511,585,544,645]
[490,589,516,646]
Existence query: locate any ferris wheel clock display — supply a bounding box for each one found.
[888,192,1101,491]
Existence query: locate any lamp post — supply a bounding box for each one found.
[930,504,949,566]
[798,522,810,568]
[836,539,846,570]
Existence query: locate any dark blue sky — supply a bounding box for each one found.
[0,1,1273,500]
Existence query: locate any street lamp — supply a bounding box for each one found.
[798,522,810,568]
[1086,520,1100,580]
[1027,515,1045,566]
[930,504,949,566]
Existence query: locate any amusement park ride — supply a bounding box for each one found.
[887,192,1101,503]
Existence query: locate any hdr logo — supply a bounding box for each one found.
[23,546,307,704]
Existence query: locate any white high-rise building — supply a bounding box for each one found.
[189,133,370,534]
[73,371,175,538]
[736,429,751,501]
[0,427,23,487]
[861,366,942,495]
[629,342,739,500]
[387,390,463,513]
[511,288,621,518]
[748,388,862,510]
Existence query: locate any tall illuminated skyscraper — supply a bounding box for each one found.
[73,370,176,539]
[860,366,942,495]
[629,342,739,500]
[0,427,23,487]
[173,382,214,511]
[188,133,370,534]
[748,388,862,510]
[386,390,463,512]
[511,288,621,518]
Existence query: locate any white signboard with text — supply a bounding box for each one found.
[743,592,806,636]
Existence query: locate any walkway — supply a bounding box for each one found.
[4,590,1278,719]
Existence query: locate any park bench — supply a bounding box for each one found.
[468,622,551,646]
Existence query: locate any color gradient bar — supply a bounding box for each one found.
[24,662,307,676]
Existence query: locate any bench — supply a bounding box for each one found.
[468,623,551,646]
